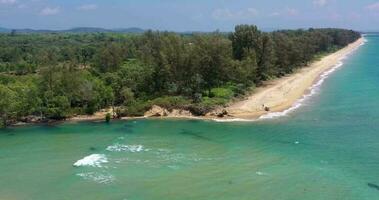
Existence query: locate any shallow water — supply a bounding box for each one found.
[1,35,379,200]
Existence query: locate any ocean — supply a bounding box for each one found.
[0,35,378,200]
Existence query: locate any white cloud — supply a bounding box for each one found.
[367,2,379,11]
[313,0,327,7]
[285,8,299,16]
[269,12,280,17]
[270,8,299,17]
[0,0,17,5]
[40,7,60,16]
[77,4,98,11]
[212,8,258,20]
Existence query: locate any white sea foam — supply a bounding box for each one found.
[256,171,268,176]
[259,62,343,120]
[259,38,366,120]
[73,154,108,167]
[76,172,115,184]
[213,118,256,122]
[106,144,147,153]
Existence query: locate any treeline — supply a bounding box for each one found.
[0,25,360,127]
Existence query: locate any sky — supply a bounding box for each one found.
[1,0,379,31]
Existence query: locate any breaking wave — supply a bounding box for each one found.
[106,144,147,153]
[76,172,115,184]
[73,154,108,167]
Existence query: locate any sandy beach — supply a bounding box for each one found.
[225,37,365,119]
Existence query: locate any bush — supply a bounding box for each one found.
[105,113,111,123]
[150,96,191,109]
[185,97,229,116]
[124,101,152,117]
[43,95,70,120]
[201,97,228,107]
[84,102,98,115]
[210,87,234,99]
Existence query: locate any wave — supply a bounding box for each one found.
[256,171,269,176]
[73,154,108,167]
[106,144,147,153]
[213,118,256,122]
[76,172,114,184]
[259,38,366,120]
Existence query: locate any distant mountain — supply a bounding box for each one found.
[14,29,56,33]
[111,27,145,33]
[0,27,145,34]
[66,27,112,33]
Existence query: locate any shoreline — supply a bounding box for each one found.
[12,37,365,126]
[223,37,365,120]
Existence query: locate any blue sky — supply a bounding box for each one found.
[1,0,379,31]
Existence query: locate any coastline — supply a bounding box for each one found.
[14,37,364,126]
[224,37,365,120]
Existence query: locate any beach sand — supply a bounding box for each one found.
[225,38,365,119]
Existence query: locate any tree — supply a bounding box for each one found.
[120,87,134,106]
[257,34,276,82]
[0,85,16,128]
[230,25,262,61]
[192,33,233,92]
[43,91,70,120]
[94,43,123,72]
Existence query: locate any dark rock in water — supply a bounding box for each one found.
[367,183,379,190]
[112,122,135,134]
[179,129,212,141]
[228,180,233,185]
[89,147,97,151]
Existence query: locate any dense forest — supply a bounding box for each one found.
[0,25,360,127]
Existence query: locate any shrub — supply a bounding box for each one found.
[201,97,228,107]
[150,96,191,109]
[105,113,111,123]
[210,87,234,99]
[124,101,152,116]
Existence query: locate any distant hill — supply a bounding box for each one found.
[109,27,145,33]
[0,27,145,34]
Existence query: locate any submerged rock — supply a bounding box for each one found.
[368,183,379,190]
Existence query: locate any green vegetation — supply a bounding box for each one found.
[0,25,360,126]
[105,113,111,123]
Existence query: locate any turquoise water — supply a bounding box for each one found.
[1,35,379,200]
